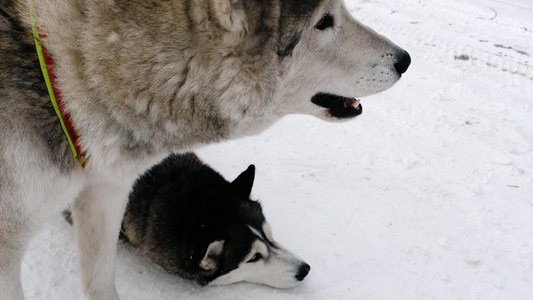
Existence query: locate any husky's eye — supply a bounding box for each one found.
[247,253,262,263]
[316,14,334,30]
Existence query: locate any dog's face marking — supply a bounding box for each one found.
[208,222,310,289]
[262,222,275,245]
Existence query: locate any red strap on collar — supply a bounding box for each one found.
[39,41,86,168]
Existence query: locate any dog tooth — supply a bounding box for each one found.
[351,99,361,108]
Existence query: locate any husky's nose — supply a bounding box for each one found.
[394,50,411,74]
[295,263,311,281]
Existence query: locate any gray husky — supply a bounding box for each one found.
[0,0,410,299]
[121,153,309,288]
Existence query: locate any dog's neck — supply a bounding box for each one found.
[29,0,86,168]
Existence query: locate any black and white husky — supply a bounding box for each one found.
[0,0,409,298]
[120,153,310,288]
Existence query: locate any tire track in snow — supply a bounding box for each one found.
[349,1,533,80]
[362,18,533,80]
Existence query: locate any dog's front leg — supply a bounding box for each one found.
[72,181,131,300]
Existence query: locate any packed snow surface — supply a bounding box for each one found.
[22,0,533,299]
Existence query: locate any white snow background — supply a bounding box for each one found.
[21,0,533,299]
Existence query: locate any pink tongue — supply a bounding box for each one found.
[343,98,356,108]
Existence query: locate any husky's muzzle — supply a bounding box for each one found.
[311,50,411,119]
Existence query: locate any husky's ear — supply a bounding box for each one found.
[231,165,255,198]
[200,240,225,271]
[190,0,248,34]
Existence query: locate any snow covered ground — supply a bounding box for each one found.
[21,0,533,299]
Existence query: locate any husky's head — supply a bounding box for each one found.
[168,164,310,288]
[276,0,411,120]
[203,221,311,289]
[186,0,410,123]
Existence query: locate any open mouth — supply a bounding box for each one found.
[311,93,363,119]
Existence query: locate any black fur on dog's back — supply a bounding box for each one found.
[122,153,264,284]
